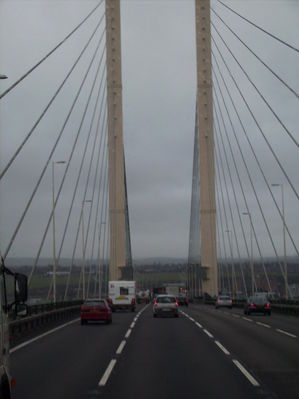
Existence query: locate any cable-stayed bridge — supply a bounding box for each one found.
[0,1,298,398]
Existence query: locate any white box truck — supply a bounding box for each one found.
[108,281,136,312]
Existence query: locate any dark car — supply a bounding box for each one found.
[177,293,188,306]
[244,295,271,316]
[81,299,112,325]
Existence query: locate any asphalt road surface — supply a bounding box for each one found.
[11,304,299,399]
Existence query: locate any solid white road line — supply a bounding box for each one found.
[276,329,297,338]
[232,314,240,318]
[189,317,195,322]
[232,360,260,387]
[256,322,271,329]
[195,322,203,329]
[215,340,230,355]
[203,329,214,338]
[242,317,253,322]
[98,359,117,387]
[125,329,132,339]
[10,318,80,354]
[116,340,126,355]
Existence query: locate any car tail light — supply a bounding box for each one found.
[230,299,232,304]
[250,303,255,308]
[108,298,112,304]
[218,299,220,304]
[131,298,135,305]
[266,303,270,308]
[175,301,178,307]
[154,301,158,307]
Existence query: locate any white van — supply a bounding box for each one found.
[108,281,136,312]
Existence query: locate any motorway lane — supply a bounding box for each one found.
[100,305,274,399]
[185,304,299,399]
[11,307,141,399]
[215,305,299,337]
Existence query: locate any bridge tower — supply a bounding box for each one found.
[195,0,218,297]
[105,0,126,280]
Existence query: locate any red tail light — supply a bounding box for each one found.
[250,303,255,308]
[266,303,270,308]
[218,300,220,304]
[154,301,158,307]
[230,300,232,304]
[108,298,112,304]
[131,298,135,305]
[175,301,178,307]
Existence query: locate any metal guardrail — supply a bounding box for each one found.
[9,300,83,339]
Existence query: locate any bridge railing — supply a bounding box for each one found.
[9,300,83,342]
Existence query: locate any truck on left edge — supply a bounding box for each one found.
[0,256,28,399]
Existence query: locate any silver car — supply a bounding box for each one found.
[215,295,232,309]
[153,295,179,318]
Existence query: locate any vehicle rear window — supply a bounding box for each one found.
[84,300,105,307]
[157,296,175,303]
[252,296,267,304]
[120,287,129,295]
[219,295,230,300]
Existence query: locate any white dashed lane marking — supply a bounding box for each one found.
[256,322,271,329]
[232,360,260,387]
[203,329,214,338]
[116,340,126,355]
[215,340,230,355]
[98,359,117,386]
[125,329,132,339]
[276,329,297,339]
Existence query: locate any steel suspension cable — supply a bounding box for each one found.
[0,16,105,182]
[211,7,298,99]
[64,108,107,300]
[84,125,108,298]
[214,119,248,295]
[103,180,110,297]
[214,158,232,293]
[211,24,299,150]
[30,42,107,288]
[94,153,109,298]
[215,0,299,53]
[211,35,299,201]
[0,1,104,100]
[213,69,292,296]
[48,81,107,299]
[214,125,246,294]
[5,33,105,263]
[213,81,271,292]
[87,137,108,298]
[212,52,299,259]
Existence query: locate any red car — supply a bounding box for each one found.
[80,299,112,325]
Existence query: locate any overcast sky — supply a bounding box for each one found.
[0,0,298,264]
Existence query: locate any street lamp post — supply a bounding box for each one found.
[226,230,236,297]
[52,161,66,303]
[243,212,254,296]
[272,183,288,299]
[82,200,92,301]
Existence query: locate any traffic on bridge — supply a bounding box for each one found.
[0,0,298,398]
